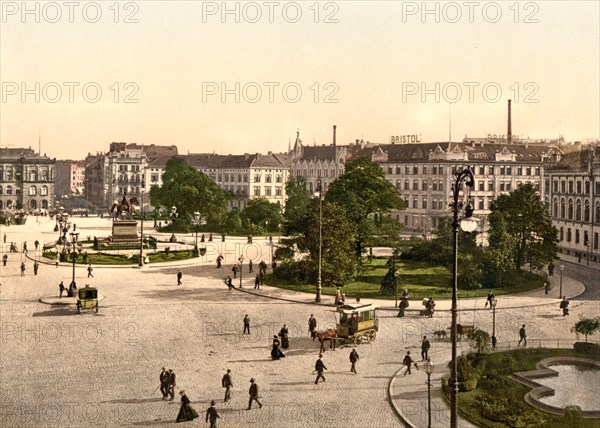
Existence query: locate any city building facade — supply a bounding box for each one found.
[55,160,85,198]
[0,147,56,211]
[543,148,599,263]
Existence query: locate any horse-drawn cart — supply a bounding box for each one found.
[77,286,99,314]
[335,303,379,345]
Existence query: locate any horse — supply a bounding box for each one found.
[110,196,139,220]
[316,328,337,353]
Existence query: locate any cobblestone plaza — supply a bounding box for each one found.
[1,216,598,427]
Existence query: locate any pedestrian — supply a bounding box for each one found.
[398,289,409,317]
[167,369,176,400]
[221,233,225,242]
[421,336,430,361]
[403,351,417,375]
[176,390,199,422]
[247,235,252,244]
[278,324,289,349]
[259,271,264,286]
[3,233,6,243]
[87,264,94,278]
[23,242,27,253]
[205,400,220,427]
[33,261,39,275]
[232,264,238,279]
[548,262,555,276]
[82,252,88,265]
[271,335,285,360]
[425,297,435,317]
[216,254,223,268]
[334,288,342,305]
[491,335,497,350]
[59,281,65,298]
[201,233,205,243]
[20,262,25,276]
[560,296,570,316]
[221,369,233,402]
[349,348,359,374]
[248,259,253,273]
[544,282,550,295]
[578,253,582,263]
[2,254,7,266]
[225,276,234,290]
[254,274,260,289]
[518,324,527,347]
[308,314,317,340]
[209,233,213,242]
[177,270,182,286]
[485,291,495,308]
[247,378,262,410]
[160,367,169,399]
[243,314,250,334]
[34,240,39,250]
[315,354,327,384]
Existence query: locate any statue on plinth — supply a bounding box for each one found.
[110,190,139,221]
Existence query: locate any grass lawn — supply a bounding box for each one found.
[43,250,198,265]
[265,258,544,300]
[453,348,600,427]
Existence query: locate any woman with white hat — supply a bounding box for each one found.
[176,389,199,422]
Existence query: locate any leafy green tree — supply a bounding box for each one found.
[296,200,357,287]
[468,329,491,354]
[326,158,406,260]
[488,184,558,271]
[571,316,600,342]
[240,198,283,233]
[222,209,242,234]
[283,177,311,235]
[149,157,229,226]
[380,265,400,295]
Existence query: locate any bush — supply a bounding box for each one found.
[459,377,478,391]
[573,342,600,358]
[273,260,308,284]
[165,247,170,255]
[564,405,582,427]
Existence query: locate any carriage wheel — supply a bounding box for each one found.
[367,330,377,343]
[353,335,363,345]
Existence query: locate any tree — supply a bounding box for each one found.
[295,200,357,287]
[240,198,283,233]
[468,329,491,355]
[149,157,229,226]
[283,177,311,235]
[488,184,558,271]
[222,209,242,234]
[325,158,406,261]
[380,264,400,295]
[571,316,600,342]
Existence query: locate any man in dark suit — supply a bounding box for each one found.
[247,378,262,409]
[160,367,169,399]
[222,369,233,402]
[315,354,327,384]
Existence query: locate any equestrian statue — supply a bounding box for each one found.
[110,191,139,220]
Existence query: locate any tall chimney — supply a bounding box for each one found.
[507,99,512,144]
[333,125,337,147]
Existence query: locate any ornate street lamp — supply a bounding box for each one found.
[449,168,478,428]
[559,264,565,298]
[193,212,201,256]
[491,297,498,344]
[314,178,323,302]
[424,358,434,428]
[70,225,80,288]
[169,206,178,243]
[138,170,146,267]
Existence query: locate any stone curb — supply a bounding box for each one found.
[387,365,415,428]
[39,293,106,306]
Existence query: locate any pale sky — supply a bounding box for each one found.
[1,1,598,159]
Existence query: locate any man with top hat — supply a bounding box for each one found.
[221,369,233,402]
[205,400,220,427]
[247,378,262,410]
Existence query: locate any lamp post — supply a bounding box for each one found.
[559,264,564,298]
[70,225,80,288]
[424,359,434,428]
[169,206,178,243]
[491,297,498,337]
[394,268,400,308]
[238,255,244,288]
[138,171,145,267]
[315,178,323,302]
[449,168,478,428]
[193,212,200,256]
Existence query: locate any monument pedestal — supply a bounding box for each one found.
[111,220,139,244]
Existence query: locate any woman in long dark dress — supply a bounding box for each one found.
[271,335,285,360]
[176,390,199,422]
[279,325,289,349]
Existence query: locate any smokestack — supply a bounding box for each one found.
[507,99,512,144]
[333,125,337,147]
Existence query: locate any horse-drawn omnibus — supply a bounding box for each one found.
[77,285,99,314]
[335,303,379,345]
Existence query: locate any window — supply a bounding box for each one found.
[413,180,419,190]
[576,200,582,221]
[413,165,419,174]
[500,166,505,175]
[569,181,574,194]
[561,199,566,218]
[404,180,410,191]
[560,227,564,241]
[575,229,580,244]
[479,166,485,175]
[253,186,260,196]
[387,166,393,175]
[151,173,159,183]
[478,198,484,210]
[412,197,418,208]
[526,167,532,176]
[545,179,550,194]
[567,228,572,242]
[275,187,282,196]
[265,187,272,196]
[489,166,494,175]
[478,181,484,191]
[29,170,37,181]
[40,186,48,196]
[243,174,248,183]
[568,200,574,219]
[396,166,401,175]
[506,183,511,192]
[561,180,566,193]
[422,166,428,174]
[438,181,443,192]
[488,182,494,191]
[422,180,428,190]
[500,183,505,192]
[585,181,590,194]
[422,198,427,209]
[0,186,2,195]
[254,174,261,183]
[506,166,512,176]
[265,175,272,183]
[432,165,438,175]
[405,166,410,175]
[276,175,282,183]
[432,200,438,210]
[6,185,12,195]
[576,181,582,194]
[584,201,590,222]
[517,166,523,176]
